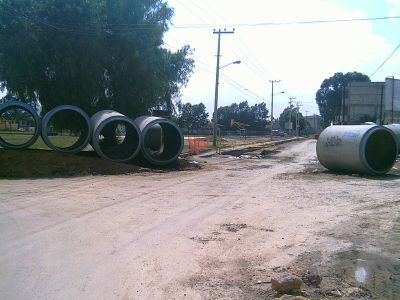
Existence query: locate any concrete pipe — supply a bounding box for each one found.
[0,100,41,149]
[384,124,400,154]
[134,116,184,166]
[316,125,398,175]
[91,110,141,162]
[41,105,92,153]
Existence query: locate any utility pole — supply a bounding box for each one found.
[305,110,309,135]
[295,102,303,137]
[341,87,345,124]
[270,79,280,141]
[212,28,235,147]
[392,76,395,123]
[288,97,295,135]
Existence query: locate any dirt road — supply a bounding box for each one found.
[1,139,399,299]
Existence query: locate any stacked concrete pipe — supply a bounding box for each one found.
[0,100,41,149]
[384,124,400,154]
[316,125,398,175]
[91,110,142,162]
[134,116,184,166]
[41,105,92,153]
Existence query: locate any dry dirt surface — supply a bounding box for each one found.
[0,139,399,299]
[0,149,199,178]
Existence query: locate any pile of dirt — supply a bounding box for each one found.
[0,149,200,178]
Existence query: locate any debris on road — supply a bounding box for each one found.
[221,223,247,232]
[301,270,322,288]
[271,274,303,293]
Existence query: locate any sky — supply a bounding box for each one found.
[164,0,400,119]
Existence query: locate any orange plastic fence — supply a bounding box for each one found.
[188,138,211,154]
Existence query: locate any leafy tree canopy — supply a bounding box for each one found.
[0,0,194,118]
[316,71,370,127]
[278,105,308,133]
[217,101,269,130]
[177,102,208,130]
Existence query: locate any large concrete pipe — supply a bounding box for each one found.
[134,116,184,165]
[41,105,92,153]
[316,125,398,175]
[0,100,41,149]
[384,124,400,154]
[91,110,141,162]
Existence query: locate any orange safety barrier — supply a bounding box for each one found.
[188,138,211,154]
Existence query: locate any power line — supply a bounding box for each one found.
[170,15,400,29]
[3,3,399,33]
[369,41,400,78]
[173,0,210,24]
[0,2,166,35]
[195,65,269,103]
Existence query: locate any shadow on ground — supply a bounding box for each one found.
[0,149,201,178]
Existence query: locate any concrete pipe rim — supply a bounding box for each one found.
[141,118,184,166]
[92,115,141,162]
[359,126,398,175]
[0,100,41,150]
[41,105,92,153]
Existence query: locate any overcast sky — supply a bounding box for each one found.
[164,0,400,118]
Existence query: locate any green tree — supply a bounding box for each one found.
[177,102,208,130]
[316,72,370,127]
[0,0,194,119]
[278,105,307,134]
[217,101,269,130]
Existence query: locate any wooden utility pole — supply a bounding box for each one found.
[212,29,234,147]
[270,80,280,140]
[296,102,303,137]
[288,97,296,135]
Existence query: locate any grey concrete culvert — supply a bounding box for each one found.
[41,105,92,153]
[0,100,41,150]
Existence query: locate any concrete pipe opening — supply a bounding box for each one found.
[91,111,141,162]
[0,101,41,150]
[41,105,92,153]
[364,129,398,173]
[384,124,400,154]
[317,125,398,175]
[135,116,184,166]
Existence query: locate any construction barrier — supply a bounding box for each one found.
[188,137,211,155]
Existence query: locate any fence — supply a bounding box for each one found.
[187,137,211,155]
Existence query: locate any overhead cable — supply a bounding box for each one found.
[369,42,400,77]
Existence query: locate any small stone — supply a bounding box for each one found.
[278,295,310,300]
[328,290,342,297]
[271,275,303,293]
[344,287,367,297]
[302,271,322,287]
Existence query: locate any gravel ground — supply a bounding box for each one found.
[0,139,399,299]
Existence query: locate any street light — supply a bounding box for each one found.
[213,60,241,147]
[220,60,241,69]
[269,79,284,141]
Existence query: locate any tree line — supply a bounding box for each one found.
[0,0,373,131]
[176,101,270,131]
[0,0,194,119]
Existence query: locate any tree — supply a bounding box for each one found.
[177,102,208,130]
[278,105,307,134]
[0,0,194,119]
[316,72,370,127]
[217,101,269,130]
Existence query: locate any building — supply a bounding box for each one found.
[0,117,18,131]
[342,78,400,125]
[305,114,322,133]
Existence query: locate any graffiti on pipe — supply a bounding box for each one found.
[325,136,342,147]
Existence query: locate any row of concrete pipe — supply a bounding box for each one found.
[317,124,400,175]
[0,101,184,165]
